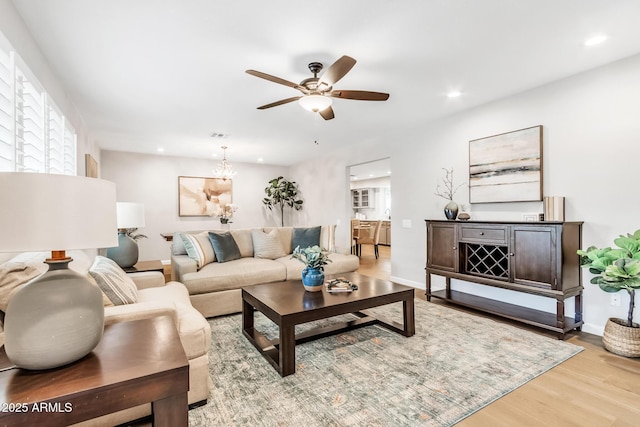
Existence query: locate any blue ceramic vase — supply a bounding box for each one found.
[301,267,324,292]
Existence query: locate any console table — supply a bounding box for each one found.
[425,220,583,339]
[0,316,189,426]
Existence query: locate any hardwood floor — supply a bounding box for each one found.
[356,244,640,427]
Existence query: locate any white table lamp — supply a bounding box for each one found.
[0,172,117,370]
[106,202,146,268]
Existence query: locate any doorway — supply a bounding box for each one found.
[348,158,391,266]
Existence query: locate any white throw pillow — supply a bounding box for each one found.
[251,229,286,260]
[89,256,138,305]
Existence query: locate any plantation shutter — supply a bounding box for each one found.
[15,65,45,173]
[62,119,76,175]
[0,46,12,171]
[46,99,65,174]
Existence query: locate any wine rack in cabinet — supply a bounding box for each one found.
[425,220,583,339]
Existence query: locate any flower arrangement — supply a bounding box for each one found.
[435,167,465,200]
[291,245,332,271]
[212,203,238,224]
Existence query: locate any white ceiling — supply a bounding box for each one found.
[11,0,640,166]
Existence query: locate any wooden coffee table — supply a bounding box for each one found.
[0,316,189,427]
[242,272,415,377]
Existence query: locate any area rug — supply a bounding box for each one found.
[188,300,582,427]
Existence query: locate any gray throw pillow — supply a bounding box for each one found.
[208,232,241,263]
[292,226,321,250]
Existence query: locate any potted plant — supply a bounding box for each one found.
[212,203,238,224]
[291,245,332,291]
[262,176,303,226]
[577,230,640,357]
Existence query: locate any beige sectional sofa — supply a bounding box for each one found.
[171,225,360,318]
[0,250,211,426]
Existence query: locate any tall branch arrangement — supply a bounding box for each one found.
[262,176,303,227]
[435,168,465,201]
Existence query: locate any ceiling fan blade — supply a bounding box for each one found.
[319,105,335,120]
[317,55,356,88]
[257,96,301,109]
[246,70,300,89]
[329,90,389,101]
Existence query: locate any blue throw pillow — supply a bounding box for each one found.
[208,232,241,263]
[292,226,321,250]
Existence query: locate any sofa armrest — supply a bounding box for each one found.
[104,300,178,326]
[172,254,197,281]
[128,271,165,290]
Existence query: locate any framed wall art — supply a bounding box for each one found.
[468,125,543,203]
[178,176,232,217]
[85,153,98,178]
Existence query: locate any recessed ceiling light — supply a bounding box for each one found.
[157,147,165,153]
[212,153,218,158]
[447,91,462,98]
[584,34,607,46]
[257,158,264,163]
[387,170,391,174]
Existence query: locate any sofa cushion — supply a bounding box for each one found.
[230,229,253,258]
[208,232,241,263]
[181,257,286,295]
[181,232,215,268]
[89,256,138,305]
[292,226,321,250]
[137,282,211,359]
[251,229,286,260]
[278,252,360,281]
[264,227,293,254]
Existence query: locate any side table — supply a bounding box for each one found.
[0,316,189,427]
[123,259,165,274]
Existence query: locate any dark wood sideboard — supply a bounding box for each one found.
[425,220,583,339]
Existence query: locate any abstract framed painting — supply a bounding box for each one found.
[178,176,232,217]
[469,125,543,203]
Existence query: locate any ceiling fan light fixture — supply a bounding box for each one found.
[298,94,332,112]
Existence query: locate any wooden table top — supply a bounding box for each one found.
[0,316,188,426]
[242,272,414,317]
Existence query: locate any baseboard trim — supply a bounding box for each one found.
[390,276,425,290]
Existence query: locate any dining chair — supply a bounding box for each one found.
[355,220,382,258]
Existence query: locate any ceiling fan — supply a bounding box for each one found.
[246,55,389,120]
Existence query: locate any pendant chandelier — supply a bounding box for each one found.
[214,145,236,180]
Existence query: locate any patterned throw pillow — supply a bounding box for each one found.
[181,232,216,268]
[292,226,321,250]
[251,229,286,260]
[208,232,242,263]
[89,256,138,305]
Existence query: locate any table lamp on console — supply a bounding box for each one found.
[106,202,145,268]
[0,172,117,370]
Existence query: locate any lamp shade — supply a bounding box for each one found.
[116,202,145,229]
[0,172,118,252]
[298,94,332,112]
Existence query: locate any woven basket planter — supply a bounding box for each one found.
[602,318,640,358]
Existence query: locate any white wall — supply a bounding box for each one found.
[291,53,640,335]
[100,150,289,262]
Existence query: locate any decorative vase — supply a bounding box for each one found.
[4,258,105,370]
[602,317,640,358]
[106,230,139,268]
[444,200,459,220]
[301,267,324,292]
[220,218,229,224]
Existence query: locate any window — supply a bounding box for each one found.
[0,35,77,175]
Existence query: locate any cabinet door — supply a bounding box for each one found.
[427,222,458,272]
[511,225,558,289]
[351,190,360,208]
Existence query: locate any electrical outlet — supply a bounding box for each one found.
[610,294,621,307]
